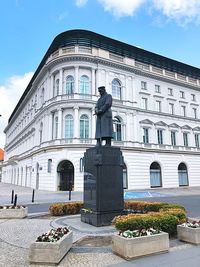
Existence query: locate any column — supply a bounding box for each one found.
[74,106,79,138]
[50,75,54,98]
[58,108,63,139]
[74,66,79,94]
[133,113,138,142]
[92,68,95,95]
[59,69,63,95]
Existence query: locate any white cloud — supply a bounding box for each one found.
[75,0,88,7]
[98,0,146,17]
[153,0,200,24]
[0,72,34,149]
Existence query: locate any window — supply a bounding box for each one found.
[155,85,160,93]
[183,132,188,147]
[55,78,59,96]
[155,100,161,112]
[53,116,58,139]
[65,114,73,139]
[181,106,186,117]
[191,94,196,101]
[180,91,185,98]
[39,122,43,143]
[66,75,74,94]
[112,79,122,100]
[157,129,163,145]
[141,81,147,90]
[41,88,45,105]
[168,88,173,96]
[48,159,52,173]
[143,128,149,144]
[171,131,176,146]
[80,114,89,139]
[195,134,200,148]
[192,108,197,119]
[80,158,84,172]
[80,75,89,94]
[169,103,174,114]
[113,117,122,141]
[141,97,148,110]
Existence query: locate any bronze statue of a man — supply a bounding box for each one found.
[95,86,113,146]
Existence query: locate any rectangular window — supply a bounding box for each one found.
[195,134,200,148]
[169,103,174,115]
[155,85,161,93]
[143,128,149,144]
[192,108,197,119]
[141,81,147,90]
[155,100,161,112]
[191,94,196,101]
[183,132,188,147]
[48,159,52,173]
[180,91,185,98]
[168,88,173,96]
[181,105,186,117]
[171,131,176,146]
[141,97,148,110]
[157,129,163,145]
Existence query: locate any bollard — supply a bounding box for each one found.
[11,189,14,204]
[69,190,71,201]
[14,194,17,207]
[32,189,35,203]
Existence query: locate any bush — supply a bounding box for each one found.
[124,201,185,213]
[160,208,187,223]
[113,212,179,236]
[49,202,83,216]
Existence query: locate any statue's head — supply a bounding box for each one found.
[98,86,106,96]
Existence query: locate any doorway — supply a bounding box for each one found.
[57,160,74,191]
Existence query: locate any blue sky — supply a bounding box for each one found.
[0,0,200,147]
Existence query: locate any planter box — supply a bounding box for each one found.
[177,225,200,244]
[112,232,169,260]
[0,207,28,219]
[29,230,73,264]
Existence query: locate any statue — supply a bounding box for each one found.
[95,86,113,146]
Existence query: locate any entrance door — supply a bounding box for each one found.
[57,160,74,191]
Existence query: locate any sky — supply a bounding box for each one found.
[1,0,200,148]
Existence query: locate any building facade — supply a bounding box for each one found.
[2,29,200,191]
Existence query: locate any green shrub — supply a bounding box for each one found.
[160,208,187,222]
[113,212,179,236]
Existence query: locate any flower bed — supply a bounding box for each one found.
[29,227,73,264]
[0,205,27,218]
[177,221,200,244]
[112,228,169,259]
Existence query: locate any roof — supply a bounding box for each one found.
[8,29,200,123]
[0,148,4,161]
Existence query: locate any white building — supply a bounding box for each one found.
[2,29,200,191]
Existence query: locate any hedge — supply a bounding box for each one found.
[49,200,186,217]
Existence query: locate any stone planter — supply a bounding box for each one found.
[112,232,169,260]
[0,206,28,219]
[29,230,73,264]
[177,225,200,244]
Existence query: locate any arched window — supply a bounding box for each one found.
[112,79,122,100]
[66,75,74,94]
[113,116,122,141]
[80,75,89,95]
[55,78,59,96]
[178,163,189,186]
[54,116,58,139]
[65,114,74,139]
[80,114,89,139]
[150,162,162,187]
[41,88,45,105]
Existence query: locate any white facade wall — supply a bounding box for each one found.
[2,35,200,191]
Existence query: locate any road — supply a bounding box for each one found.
[27,194,200,218]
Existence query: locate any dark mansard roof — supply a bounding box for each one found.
[8,29,200,122]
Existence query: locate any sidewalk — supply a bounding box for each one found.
[0,214,199,267]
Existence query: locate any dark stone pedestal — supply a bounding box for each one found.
[81,146,124,226]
